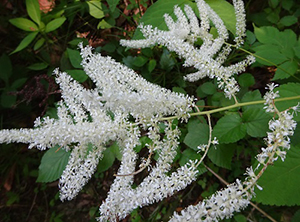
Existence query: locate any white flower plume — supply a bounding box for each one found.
[120,0,255,99]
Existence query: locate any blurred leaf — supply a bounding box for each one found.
[67,48,83,68]
[10,32,38,54]
[11,78,28,89]
[33,38,45,50]
[9,18,38,31]
[87,1,105,19]
[66,70,88,83]
[213,113,247,144]
[26,0,41,26]
[279,15,298,27]
[133,56,148,67]
[45,17,66,33]
[254,145,300,206]
[184,119,209,150]
[37,146,70,183]
[282,0,294,11]
[27,62,48,70]
[107,0,120,12]
[0,54,12,84]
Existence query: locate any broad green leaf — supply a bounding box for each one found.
[184,119,209,150]
[36,146,70,183]
[213,113,246,144]
[0,54,12,84]
[253,44,288,66]
[242,108,270,138]
[279,15,298,27]
[66,70,88,83]
[254,145,300,206]
[45,17,66,33]
[276,83,300,122]
[269,0,279,8]
[208,143,235,169]
[241,90,263,111]
[282,0,294,11]
[253,25,281,45]
[27,62,48,70]
[9,18,38,31]
[10,32,38,54]
[33,37,45,51]
[107,0,120,12]
[26,0,41,26]
[97,146,115,173]
[273,60,298,80]
[97,19,113,29]
[200,82,216,95]
[87,1,105,19]
[132,0,236,40]
[67,48,83,69]
[238,73,255,88]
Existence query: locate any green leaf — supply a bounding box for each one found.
[276,83,300,122]
[133,56,148,67]
[242,108,270,137]
[241,90,263,111]
[159,48,175,71]
[254,145,300,206]
[10,32,38,54]
[0,54,12,84]
[11,78,27,89]
[107,0,120,12]
[213,113,246,144]
[184,119,209,150]
[45,17,66,33]
[33,37,45,51]
[132,0,236,40]
[67,48,83,69]
[282,0,294,11]
[87,1,105,19]
[26,0,41,26]
[66,70,88,83]
[179,148,207,174]
[253,44,288,66]
[269,0,279,8]
[148,59,156,73]
[238,73,255,88]
[36,146,70,183]
[208,143,235,169]
[27,62,48,70]
[279,15,298,27]
[97,146,115,173]
[273,60,298,80]
[253,25,281,45]
[1,93,16,108]
[200,82,216,95]
[9,18,38,31]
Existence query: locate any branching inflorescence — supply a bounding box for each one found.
[0,0,299,221]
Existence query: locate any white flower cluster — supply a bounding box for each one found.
[120,0,255,99]
[98,124,199,222]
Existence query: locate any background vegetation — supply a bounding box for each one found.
[0,0,300,221]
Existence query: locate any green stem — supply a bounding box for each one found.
[160,95,300,121]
